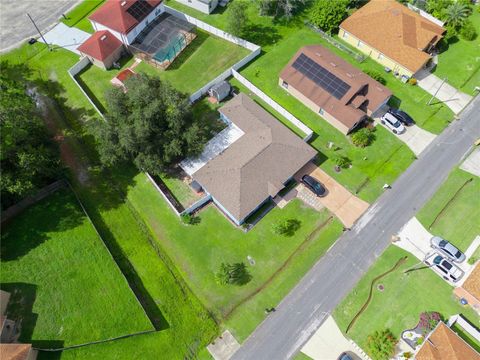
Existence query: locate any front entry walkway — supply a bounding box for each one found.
[416,69,472,114]
[294,163,369,228]
[39,22,90,54]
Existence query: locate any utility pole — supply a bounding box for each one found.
[427,77,447,105]
[26,13,51,50]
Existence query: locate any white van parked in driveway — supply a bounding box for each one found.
[381,112,406,134]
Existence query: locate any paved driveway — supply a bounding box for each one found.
[460,147,480,177]
[0,0,80,53]
[373,108,436,156]
[39,22,90,54]
[301,316,370,360]
[416,69,472,114]
[294,163,370,228]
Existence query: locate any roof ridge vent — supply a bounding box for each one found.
[100,34,107,41]
[330,62,337,67]
[346,73,353,78]
[121,1,127,6]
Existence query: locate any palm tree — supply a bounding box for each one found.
[444,2,470,28]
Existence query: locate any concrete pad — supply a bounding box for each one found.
[460,148,480,177]
[207,330,240,360]
[394,217,434,261]
[294,163,370,228]
[374,116,436,156]
[301,316,371,360]
[39,22,90,54]
[417,70,472,114]
[465,236,480,260]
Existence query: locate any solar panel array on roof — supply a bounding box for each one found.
[126,1,154,21]
[292,53,351,100]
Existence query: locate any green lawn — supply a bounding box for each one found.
[0,188,153,347]
[451,322,480,353]
[122,172,343,341]
[417,168,480,252]
[61,0,105,33]
[333,246,480,358]
[76,30,249,110]
[434,7,480,95]
[1,45,219,359]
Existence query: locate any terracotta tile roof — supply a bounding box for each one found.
[280,45,392,130]
[89,0,162,34]
[193,94,316,222]
[340,0,445,73]
[0,344,33,360]
[116,68,136,82]
[78,30,123,61]
[416,322,480,360]
[462,262,480,301]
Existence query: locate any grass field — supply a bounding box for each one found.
[434,7,480,95]
[417,168,480,252]
[333,246,480,358]
[121,172,343,341]
[61,0,105,33]
[0,188,153,348]
[76,30,249,110]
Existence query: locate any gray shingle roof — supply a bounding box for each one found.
[193,93,316,222]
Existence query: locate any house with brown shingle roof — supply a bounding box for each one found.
[454,262,480,314]
[279,45,392,135]
[88,0,164,45]
[416,322,480,360]
[185,93,317,225]
[339,0,445,79]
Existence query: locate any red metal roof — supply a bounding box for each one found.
[78,30,123,61]
[89,0,163,35]
[116,68,135,82]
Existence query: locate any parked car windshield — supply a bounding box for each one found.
[433,256,443,265]
[439,239,448,247]
[393,120,401,128]
[455,250,462,258]
[443,261,452,270]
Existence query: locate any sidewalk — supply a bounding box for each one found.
[416,69,472,114]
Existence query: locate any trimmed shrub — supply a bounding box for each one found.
[332,154,351,168]
[351,128,375,147]
[367,329,398,360]
[215,262,252,286]
[364,70,386,85]
[272,218,301,237]
[418,311,441,335]
[408,77,417,86]
[460,20,477,41]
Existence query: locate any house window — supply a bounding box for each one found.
[342,31,348,39]
[357,40,363,48]
[319,108,324,115]
[282,81,289,89]
[378,53,384,60]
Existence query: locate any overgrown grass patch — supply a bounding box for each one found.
[417,168,480,252]
[0,188,153,347]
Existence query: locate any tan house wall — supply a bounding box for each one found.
[81,45,124,70]
[338,28,426,78]
[278,78,352,135]
[454,287,480,314]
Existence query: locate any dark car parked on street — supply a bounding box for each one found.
[301,175,327,197]
[388,108,415,126]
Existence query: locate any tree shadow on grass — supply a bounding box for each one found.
[243,24,282,47]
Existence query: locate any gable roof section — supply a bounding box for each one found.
[193,94,316,222]
[280,45,392,129]
[340,0,445,73]
[0,344,33,360]
[463,263,480,301]
[416,322,480,360]
[89,0,162,34]
[78,30,123,61]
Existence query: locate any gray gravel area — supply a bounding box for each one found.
[0,0,81,53]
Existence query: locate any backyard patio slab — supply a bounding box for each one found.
[294,163,370,228]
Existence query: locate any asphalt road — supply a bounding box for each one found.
[232,95,480,360]
[0,0,80,53]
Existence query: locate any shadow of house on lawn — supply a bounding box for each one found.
[243,24,282,47]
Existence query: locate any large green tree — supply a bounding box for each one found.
[444,2,471,28]
[92,74,210,174]
[0,74,60,209]
[257,0,307,20]
[309,0,350,34]
[226,1,249,37]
